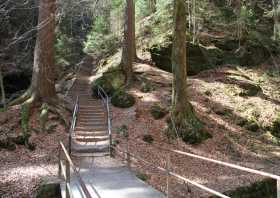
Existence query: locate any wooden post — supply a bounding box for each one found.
[126,136,130,169]
[166,153,170,198]
[65,160,71,198]
[58,146,61,179]
[277,179,280,198]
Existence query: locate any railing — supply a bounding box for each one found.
[114,138,280,198]
[68,96,79,155]
[97,86,112,157]
[58,142,100,198]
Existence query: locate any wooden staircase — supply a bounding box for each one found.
[68,73,110,157]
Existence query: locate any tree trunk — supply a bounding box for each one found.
[273,0,280,40]
[149,0,156,14]
[132,0,137,59]
[0,68,6,109]
[171,0,208,144]
[30,0,57,103]
[121,0,134,83]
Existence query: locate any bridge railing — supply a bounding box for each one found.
[58,142,100,198]
[97,86,112,157]
[113,138,280,198]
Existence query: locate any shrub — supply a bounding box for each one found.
[116,125,129,138]
[111,90,135,108]
[140,80,153,93]
[150,103,168,119]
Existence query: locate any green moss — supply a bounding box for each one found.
[271,114,280,138]
[0,139,16,151]
[150,103,168,119]
[210,179,276,198]
[136,172,150,182]
[142,134,154,144]
[36,182,61,198]
[91,69,125,97]
[111,90,135,108]
[140,80,153,93]
[116,125,129,138]
[166,112,212,145]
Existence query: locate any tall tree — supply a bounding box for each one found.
[170,0,208,144]
[9,0,57,106]
[121,0,135,83]
[31,0,57,102]
[272,0,280,40]
[149,0,156,14]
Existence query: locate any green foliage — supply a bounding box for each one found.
[136,172,150,181]
[116,125,129,138]
[0,138,16,151]
[111,90,136,108]
[165,113,212,145]
[140,79,153,93]
[211,179,276,198]
[271,113,280,138]
[84,15,120,56]
[91,69,125,97]
[55,33,85,66]
[150,103,168,119]
[20,104,36,151]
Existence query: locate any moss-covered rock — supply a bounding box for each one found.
[140,80,153,93]
[150,103,168,119]
[36,181,61,198]
[271,114,280,138]
[165,115,212,145]
[150,42,223,75]
[91,69,125,97]
[210,179,276,198]
[111,90,135,108]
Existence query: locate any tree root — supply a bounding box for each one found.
[8,89,32,107]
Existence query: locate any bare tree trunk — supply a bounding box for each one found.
[171,0,208,144]
[30,0,57,103]
[0,68,6,109]
[132,0,137,60]
[121,0,134,83]
[273,0,280,40]
[149,0,156,14]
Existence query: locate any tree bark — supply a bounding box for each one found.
[171,0,206,144]
[121,0,134,83]
[0,68,6,109]
[30,0,57,102]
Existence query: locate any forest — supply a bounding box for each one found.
[0,0,280,197]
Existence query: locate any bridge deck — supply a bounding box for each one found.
[61,156,165,198]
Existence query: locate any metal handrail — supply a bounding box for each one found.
[97,86,112,156]
[69,96,79,154]
[114,137,280,198]
[59,142,101,198]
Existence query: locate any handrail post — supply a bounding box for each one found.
[58,146,62,179]
[126,136,130,169]
[277,179,280,198]
[166,153,170,198]
[65,160,71,198]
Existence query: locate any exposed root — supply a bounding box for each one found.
[8,89,32,107]
[48,104,70,129]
